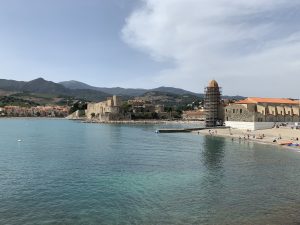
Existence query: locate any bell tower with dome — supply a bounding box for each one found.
[204,79,223,127]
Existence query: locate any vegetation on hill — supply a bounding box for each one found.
[0,96,40,107]
[136,91,203,107]
[0,78,110,103]
[60,80,147,96]
[69,101,88,114]
[59,81,203,97]
[0,79,26,91]
[0,78,244,110]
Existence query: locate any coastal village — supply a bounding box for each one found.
[68,95,180,122]
[67,79,300,129]
[65,79,300,148]
[3,1,300,224]
[1,78,299,151]
[2,79,300,134]
[0,105,69,117]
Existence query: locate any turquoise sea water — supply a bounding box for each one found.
[1,119,300,225]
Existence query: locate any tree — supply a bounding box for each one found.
[122,102,132,113]
[69,101,87,114]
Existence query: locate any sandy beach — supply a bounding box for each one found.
[196,127,300,151]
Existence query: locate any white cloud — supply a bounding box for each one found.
[122,0,300,97]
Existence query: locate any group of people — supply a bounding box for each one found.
[231,132,266,142]
[208,129,218,135]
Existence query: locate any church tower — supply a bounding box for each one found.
[204,80,222,127]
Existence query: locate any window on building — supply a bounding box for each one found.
[233,109,235,113]
[272,111,274,115]
[240,109,242,114]
[225,109,227,112]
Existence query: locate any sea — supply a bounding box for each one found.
[1,119,300,225]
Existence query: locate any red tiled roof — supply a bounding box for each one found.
[235,97,299,105]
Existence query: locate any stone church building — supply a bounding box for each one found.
[225,97,300,130]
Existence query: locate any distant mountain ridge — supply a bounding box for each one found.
[23,78,68,95]
[0,78,244,102]
[0,79,26,91]
[59,80,147,96]
[0,78,110,101]
[0,78,68,94]
[59,80,203,97]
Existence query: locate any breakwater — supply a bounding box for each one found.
[157,126,229,133]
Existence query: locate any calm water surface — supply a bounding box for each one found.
[1,119,300,225]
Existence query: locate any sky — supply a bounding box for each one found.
[0,0,300,97]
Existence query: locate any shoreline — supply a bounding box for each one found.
[0,117,66,120]
[78,119,205,125]
[0,117,205,125]
[195,127,300,152]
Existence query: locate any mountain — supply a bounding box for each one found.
[0,79,26,91]
[22,78,69,95]
[0,78,110,102]
[59,80,96,90]
[135,91,202,107]
[0,78,244,104]
[222,95,245,100]
[59,81,202,97]
[59,80,147,96]
[0,78,69,94]
[150,86,203,97]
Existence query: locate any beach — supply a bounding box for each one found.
[196,127,300,151]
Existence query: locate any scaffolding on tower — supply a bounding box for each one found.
[204,81,222,127]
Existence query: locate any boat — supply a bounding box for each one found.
[278,141,292,146]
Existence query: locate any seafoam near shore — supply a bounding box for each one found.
[196,127,300,151]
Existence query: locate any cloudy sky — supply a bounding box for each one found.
[0,0,300,97]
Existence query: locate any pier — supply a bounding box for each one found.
[156,127,229,133]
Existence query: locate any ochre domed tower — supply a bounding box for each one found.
[204,80,222,127]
